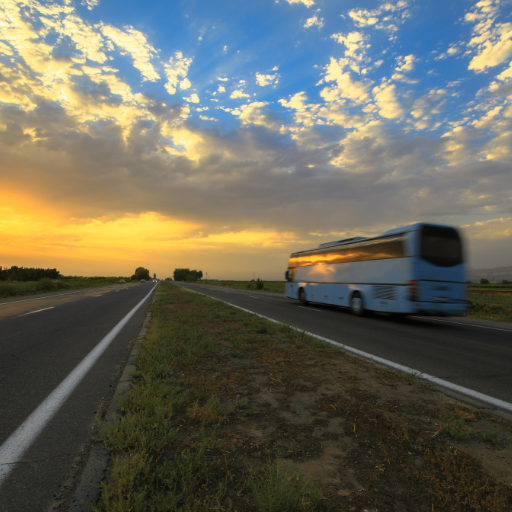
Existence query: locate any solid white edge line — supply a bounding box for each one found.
[178,284,512,415]
[0,284,157,488]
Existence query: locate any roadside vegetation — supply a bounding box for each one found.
[94,282,512,511]
[0,276,132,299]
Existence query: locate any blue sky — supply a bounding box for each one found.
[1,0,512,277]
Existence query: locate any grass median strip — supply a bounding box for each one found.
[94,282,512,511]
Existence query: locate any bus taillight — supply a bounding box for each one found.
[407,280,418,301]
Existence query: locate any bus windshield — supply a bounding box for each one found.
[420,225,463,267]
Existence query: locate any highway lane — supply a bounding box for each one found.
[0,282,137,320]
[176,283,512,407]
[0,283,156,512]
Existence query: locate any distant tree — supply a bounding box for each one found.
[134,267,151,280]
[503,279,511,285]
[165,277,172,281]
[173,268,203,282]
[480,278,490,284]
[153,273,156,280]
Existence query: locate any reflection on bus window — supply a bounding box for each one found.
[289,236,406,268]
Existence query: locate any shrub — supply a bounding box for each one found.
[480,278,490,284]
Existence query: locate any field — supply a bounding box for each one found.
[94,283,512,511]
[0,276,130,299]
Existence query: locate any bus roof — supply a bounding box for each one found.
[290,222,457,257]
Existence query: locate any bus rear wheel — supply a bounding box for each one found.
[299,288,308,306]
[350,292,365,316]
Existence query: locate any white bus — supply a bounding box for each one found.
[285,223,467,317]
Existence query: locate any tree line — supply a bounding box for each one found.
[173,268,203,282]
[0,266,61,282]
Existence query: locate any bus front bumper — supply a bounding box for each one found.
[411,301,468,317]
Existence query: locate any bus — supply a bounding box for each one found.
[284,223,467,317]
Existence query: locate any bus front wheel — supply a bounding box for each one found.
[299,288,308,306]
[350,292,365,316]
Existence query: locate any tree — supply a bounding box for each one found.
[480,278,489,284]
[153,273,156,280]
[173,268,203,282]
[134,267,151,280]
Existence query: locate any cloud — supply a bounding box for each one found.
[217,85,226,93]
[279,92,308,110]
[304,16,324,29]
[199,115,219,121]
[392,54,418,82]
[184,93,200,103]
[320,57,372,104]
[347,1,410,39]
[255,73,279,86]
[285,0,314,7]
[81,0,100,10]
[373,83,404,119]
[231,101,283,130]
[164,51,193,94]
[230,90,250,99]
[101,24,160,81]
[330,31,369,63]
[465,0,512,72]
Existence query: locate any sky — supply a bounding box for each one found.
[1,0,512,279]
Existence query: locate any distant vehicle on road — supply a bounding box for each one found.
[140,279,145,283]
[119,279,125,283]
[285,223,467,317]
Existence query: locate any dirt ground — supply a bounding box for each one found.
[168,300,512,511]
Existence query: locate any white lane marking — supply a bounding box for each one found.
[298,306,322,312]
[180,285,512,415]
[250,296,259,299]
[16,307,54,318]
[0,285,157,488]
[0,285,118,307]
[411,316,512,333]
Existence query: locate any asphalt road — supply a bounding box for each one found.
[177,283,512,408]
[0,283,157,512]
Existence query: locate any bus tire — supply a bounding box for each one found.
[299,288,308,306]
[350,292,365,316]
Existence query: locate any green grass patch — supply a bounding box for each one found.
[248,458,321,512]
[467,294,512,323]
